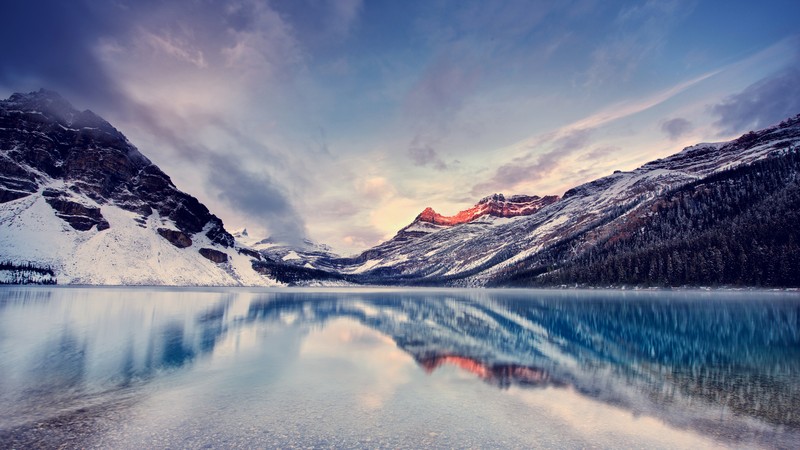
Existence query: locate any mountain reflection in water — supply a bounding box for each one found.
[0,287,798,448]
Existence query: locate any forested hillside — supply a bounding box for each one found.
[497,145,800,287]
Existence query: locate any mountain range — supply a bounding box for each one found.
[1,90,798,287]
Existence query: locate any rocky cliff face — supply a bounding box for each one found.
[0,90,272,285]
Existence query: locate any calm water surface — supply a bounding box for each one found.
[0,287,798,449]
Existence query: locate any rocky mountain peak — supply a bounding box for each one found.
[6,88,71,111]
[477,193,506,205]
[0,89,233,248]
[417,207,439,221]
[4,89,109,130]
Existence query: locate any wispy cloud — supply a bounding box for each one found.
[139,29,207,68]
[400,55,480,172]
[221,1,304,78]
[471,128,593,195]
[570,68,720,131]
[400,1,561,175]
[341,225,388,252]
[417,0,556,46]
[270,0,363,48]
[471,69,718,195]
[585,145,621,160]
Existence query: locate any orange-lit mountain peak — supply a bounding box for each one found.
[413,193,559,227]
[418,355,554,387]
[417,207,439,222]
[420,355,491,379]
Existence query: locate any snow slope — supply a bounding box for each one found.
[0,190,275,285]
[0,89,278,286]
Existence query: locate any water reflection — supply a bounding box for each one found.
[0,287,798,448]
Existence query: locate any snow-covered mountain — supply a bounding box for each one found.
[326,115,800,286]
[2,89,798,287]
[0,89,277,285]
[233,229,337,269]
[322,193,558,278]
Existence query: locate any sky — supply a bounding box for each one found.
[1,0,799,255]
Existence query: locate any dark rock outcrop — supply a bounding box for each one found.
[157,228,193,248]
[42,189,109,231]
[199,248,228,264]
[237,247,262,260]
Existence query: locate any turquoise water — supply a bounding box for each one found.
[0,287,798,448]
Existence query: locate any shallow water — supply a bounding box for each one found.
[0,287,798,449]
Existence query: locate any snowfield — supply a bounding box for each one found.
[0,185,280,286]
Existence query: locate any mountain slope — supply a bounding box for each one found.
[329,114,800,287]
[502,147,800,287]
[322,194,558,279]
[0,89,276,285]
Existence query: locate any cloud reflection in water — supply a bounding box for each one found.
[0,287,798,448]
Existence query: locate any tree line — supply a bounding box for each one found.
[0,261,57,284]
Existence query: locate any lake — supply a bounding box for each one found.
[0,287,798,449]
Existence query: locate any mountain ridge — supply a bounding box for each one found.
[413,193,560,227]
[1,89,799,287]
[319,113,800,287]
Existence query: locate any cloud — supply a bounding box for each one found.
[408,140,448,171]
[311,127,333,158]
[417,0,556,48]
[139,29,208,68]
[660,117,693,140]
[0,0,314,246]
[404,55,481,131]
[221,1,303,77]
[269,0,363,48]
[471,128,593,195]
[400,56,479,176]
[559,69,719,133]
[356,177,395,201]
[469,66,721,195]
[208,154,307,245]
[551,127,593,153]
[109,101,308,244]
[711,65,800,135]
[586,145,621,160]
[341,226,387,253]
[313,199,361,219]
[0,1,127,109]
